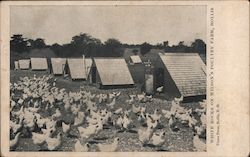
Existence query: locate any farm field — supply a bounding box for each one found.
[10,70,206,152]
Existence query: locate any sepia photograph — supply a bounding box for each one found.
[9,5,207,152]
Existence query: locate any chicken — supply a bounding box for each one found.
[28,106,39,113]
[156,86,164,93]
[146,95,153,102]
[140,106,146,113]
[32,132,48,145]
[35,116,48,128]
[174,95,184,104]
[106,98,116,109]
[17,98,24,105]
[10,132,21,149]
[45,119,56,133]
[12,106,24,117]
[86,117,99,125]
[10,100,16,111]
[138,126,154,145]
[126,95,135,105]
[62,122,70,133]
[194,125,205,137]
[74,111,85,126]
[193,134,206,151]
[113,91,121,97]
[74,139,90,152]
[71,104,81,115]
[162,109,172,120]
[78,125,98,138]
[132,104,141,114]
[10,119,23,134]
[114,116,123,128]
[137,93,146,102]
[200,113,206,127]
[114,108,123,115]
[108,93,116,100]
[122,114,131,130]
[151,131,166,146]
[146,114,158,129]
[64,101,71,111]
[97,137,120,152]
[151,109,162,121]
[46,133,62,150]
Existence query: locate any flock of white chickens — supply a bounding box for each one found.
[10,74,206,152]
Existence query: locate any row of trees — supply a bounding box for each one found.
[10,33,206,57]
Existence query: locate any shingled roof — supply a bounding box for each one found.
[159,53,206,97]
[94,58,134,85]
[67,58,86,79]
[31,58,48,70]
[18,59,30,69]
[130,55,142,64]
[51,58,66,75]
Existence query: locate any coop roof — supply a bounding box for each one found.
[94,58,134,85]
[130,55,142,63]
[51,58,67,75]
[18,59,30,69]
[31,58,48,70]
[67,58,86,79]
[159,53,206,97]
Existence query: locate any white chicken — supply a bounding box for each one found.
[106,98,116,109]
[132,104,141,114]
[151,131,166,146]
[62,122,71,133]
[151,109,162,121]
[10,132,21,149]
[10,119,23,134]
[32,132,48,145]
[137,93,146,103]
[114,108,123,115]
[46,132,62,151]
[174,95,184,104]
[193,134,206,151]
[156,86,164,93]
[97,137,120,152]
[162,109,172,120]
[74,111,85,126]
[138,126,154,145]
[126,95,136,105]
[122,114,131,130]
[114,116,123,129]
[78,125,98,139]
[146,114,158,129]
[74,139,90,152]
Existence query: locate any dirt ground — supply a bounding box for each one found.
[10,70,205,152]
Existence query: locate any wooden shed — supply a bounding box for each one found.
[155,53,206,100]
[90,58,134,88]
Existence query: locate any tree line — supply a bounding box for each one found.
[10,33,206,57]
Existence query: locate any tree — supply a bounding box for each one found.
[103,38,122,57]
[191,39,206,54]
[163,41,169,47]
[51,43,62,56]
[32,38,46,49]
[70,33,102,57]
[140,42,152,55]
[10,34,28,53]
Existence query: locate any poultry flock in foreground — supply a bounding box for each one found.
[9,75,206,152]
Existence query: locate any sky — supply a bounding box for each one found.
[11,5,206,46]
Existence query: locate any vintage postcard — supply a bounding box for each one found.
[0,1,249,157]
